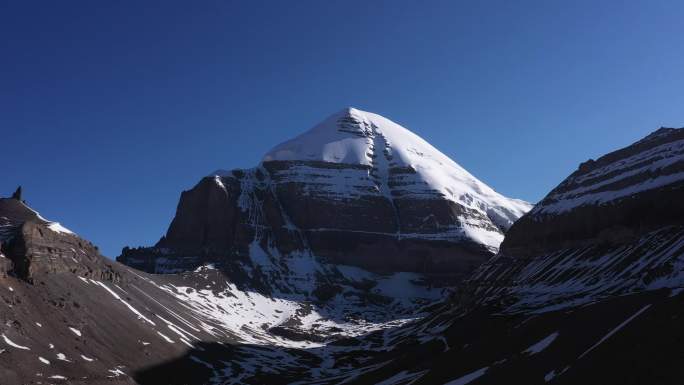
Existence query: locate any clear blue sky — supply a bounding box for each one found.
[2,1,683,257]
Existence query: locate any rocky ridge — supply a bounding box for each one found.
[463,127,684,313]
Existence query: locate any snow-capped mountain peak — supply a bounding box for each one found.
[123,108,532,284]
[263,107,531,235]
[263,107,468,175]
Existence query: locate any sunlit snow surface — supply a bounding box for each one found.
[262,108,523,213]
[137,259,443,349]
[261,107,531,249]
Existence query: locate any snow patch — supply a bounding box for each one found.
[47,222,74,235]
[56,353,71,362]
[2,334,30,350]
[108,367,126,377]
[578,304,651,359]
[523,332,559,355]
[93,280,156,326]
[157,331,175,344]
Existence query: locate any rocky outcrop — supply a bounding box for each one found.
[7,221,121,282]
[10,186,21,200]
[0,196,119,283]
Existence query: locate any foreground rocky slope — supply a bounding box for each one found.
[119,108,530,280]
[0,193,446,384]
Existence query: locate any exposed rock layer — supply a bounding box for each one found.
[463,127,684,313]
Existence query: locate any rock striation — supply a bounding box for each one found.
[463,127,684,312]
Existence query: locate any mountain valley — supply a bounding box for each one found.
[1,110,683,385]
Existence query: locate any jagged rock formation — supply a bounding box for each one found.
[118,108,530,280]
[11,186,22,200]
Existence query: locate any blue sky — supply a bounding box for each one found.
[2,0,684,257]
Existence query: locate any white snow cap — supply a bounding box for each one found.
[263,107,531,233]
[18,200,76,235]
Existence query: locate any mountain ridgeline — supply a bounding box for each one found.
[463,126,684,313]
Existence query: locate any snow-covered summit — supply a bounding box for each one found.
[263,107,532,232]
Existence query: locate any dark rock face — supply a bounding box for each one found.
[160,175,241,253]
[11,186,21,200]
[118,166,493,281]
